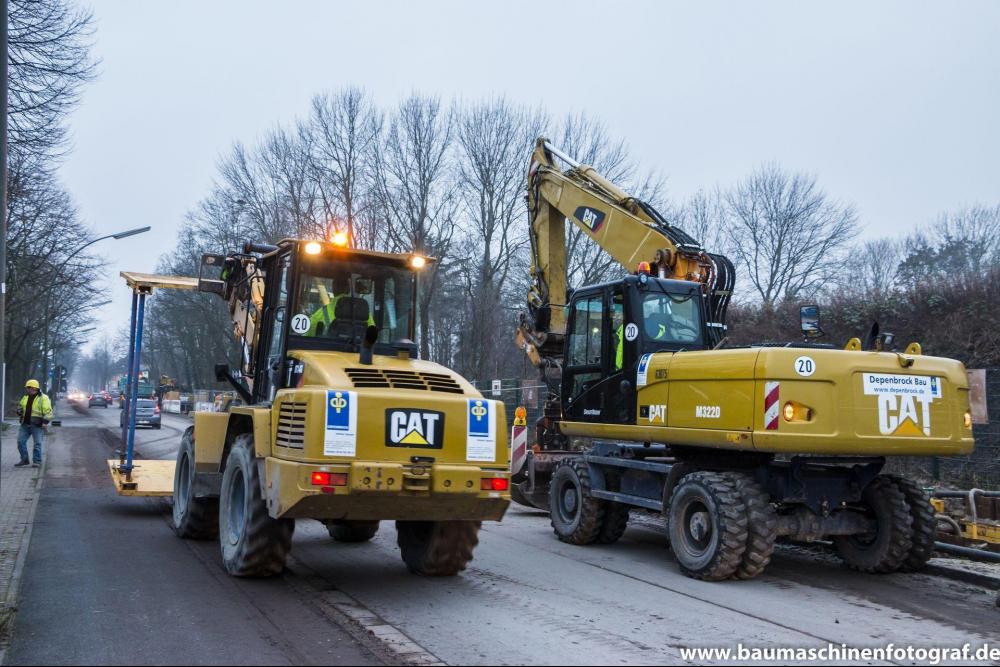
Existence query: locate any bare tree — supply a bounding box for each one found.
[306,87,381,246]
[8,0,96,161]
[847,238,903,298]
[368,94,457,359]
[453,97,545,379]
[722,163,856,306]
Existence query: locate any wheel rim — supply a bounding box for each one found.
[226,467,247,546]
[677,497,714,558]
[556,477,580,525]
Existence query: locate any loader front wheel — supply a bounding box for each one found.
[327,520,379,543]
[834,476,912,574]
[668,472,748,581]
[396,521,480,576]
[219,434,294,577]
[172,427,218,540]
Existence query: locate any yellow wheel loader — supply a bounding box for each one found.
[514,138,974,580]
[120,238,510,577]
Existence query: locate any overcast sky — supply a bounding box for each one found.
[61,0,1000,350]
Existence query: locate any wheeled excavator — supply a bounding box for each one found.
[513,138,974,581]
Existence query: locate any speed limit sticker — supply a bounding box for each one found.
[624,323,639,341]
[291,314,311,335]
[795,356,816,377]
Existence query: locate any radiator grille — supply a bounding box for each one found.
[344,368,463,394]
[275,401,307,449]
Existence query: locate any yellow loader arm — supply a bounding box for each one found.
[519,138,734,368]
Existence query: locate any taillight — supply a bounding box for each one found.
[311,471,348,487]
[481,477,509,492]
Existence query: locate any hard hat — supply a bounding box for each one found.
[25,379,40,389]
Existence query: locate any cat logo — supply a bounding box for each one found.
[573,206,606,233]
[385,409,445,449]
[863,373,942,437]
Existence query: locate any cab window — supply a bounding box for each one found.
[568,297,604,366]
[641,293,701,345]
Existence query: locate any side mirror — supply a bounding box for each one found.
[198,253,227,297]
[800,305,824,339]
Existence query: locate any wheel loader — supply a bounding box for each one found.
[121,237,510,577]
[513,138,974,581]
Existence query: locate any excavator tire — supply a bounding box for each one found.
[834,476,912,574]
[885,475,937,572]
[219,434,294,577]
[396,521,480,576]
[668,471,748,581]
[172,427,219,540]
[549,458,605,545]
[730,473,777,580]
[598,503,630,545]
[327,520,379,543]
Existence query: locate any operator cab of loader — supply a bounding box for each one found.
[563,273,707,424]
[198,239,425,404]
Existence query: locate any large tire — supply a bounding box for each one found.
[172,427,219,540]
[886,475,936,572]
[548,458,604,545]
[219,434,294,577]
[731,473,777,580]
[598,503,630,545]
[834,476,912,574]
[667,471,748,581]
[327,520,379,543]
[396,521,480,576]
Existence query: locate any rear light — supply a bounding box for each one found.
[481,477,509,492]
[311,471,348,487]
[154,406,161,414]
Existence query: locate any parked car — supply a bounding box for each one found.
[88,393,108,408]
[119,398,161,429]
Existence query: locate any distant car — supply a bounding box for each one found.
[88,393,108,408]
[119,398,161,429]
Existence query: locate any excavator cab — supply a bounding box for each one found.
[561,275,708,423]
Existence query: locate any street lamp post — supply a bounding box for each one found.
[37,226,151,394]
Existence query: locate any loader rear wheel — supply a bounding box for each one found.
[668,472,748,581]
[834,476,912,574]
[219,434,294,577]
[172,427,219,540]
[731,473,777,580]
[549,458,604,545]
[396,521,480,576]
[886,475,936,572]
[327,520,379,543]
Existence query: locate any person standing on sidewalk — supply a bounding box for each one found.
[15,379,53,468]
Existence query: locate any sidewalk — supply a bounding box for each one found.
[0,421,46,649]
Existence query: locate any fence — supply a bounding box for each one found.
[477,370,1000,491]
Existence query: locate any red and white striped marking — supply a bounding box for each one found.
[764,381,781,430]
[511,425,529,474]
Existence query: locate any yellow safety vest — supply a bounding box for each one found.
[19,393,53,422]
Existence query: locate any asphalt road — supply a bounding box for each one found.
[5,402,998,665]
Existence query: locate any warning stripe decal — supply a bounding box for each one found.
[511,425,528,474]
[764,381,780,430]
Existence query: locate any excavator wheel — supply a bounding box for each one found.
[549,458,605,545]
[598,503,630,545]
[327,520,379,543]
[396,520,480,576]
[219,434,294,577]
[667,471,748,581]
[834,476,912,574]
[885,475,937,572]
[172,427,219,540]
[730,473,777,580]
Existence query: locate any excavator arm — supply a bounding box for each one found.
[518,138,734,371]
